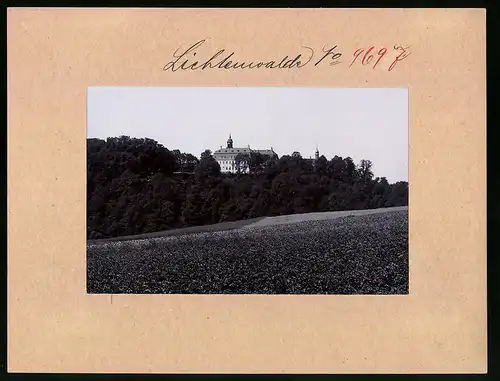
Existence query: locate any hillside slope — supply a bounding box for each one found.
[87,207,408,294]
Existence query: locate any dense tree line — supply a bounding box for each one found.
[87,136,408,239]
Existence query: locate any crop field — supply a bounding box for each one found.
[87,208,408,294]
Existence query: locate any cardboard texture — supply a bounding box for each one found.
[7,8,486,373]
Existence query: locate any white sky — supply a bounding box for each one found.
[87,87,408,183]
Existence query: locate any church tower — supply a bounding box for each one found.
[227,134,233,148]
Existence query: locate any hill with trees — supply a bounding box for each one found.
[87,136,408,239]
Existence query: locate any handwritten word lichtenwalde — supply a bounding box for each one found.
[163,40,341,72]
[163,40,411,73]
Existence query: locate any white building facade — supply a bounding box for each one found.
[213,135,276,174]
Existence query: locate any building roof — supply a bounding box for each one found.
[213,147,276,155]
[213,147,251,154]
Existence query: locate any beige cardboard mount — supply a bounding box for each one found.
[7,8,486,373]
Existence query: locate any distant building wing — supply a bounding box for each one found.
[254,149,275,156]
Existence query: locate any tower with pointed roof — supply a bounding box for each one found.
[312,146,320,171]
[227,134,233,148]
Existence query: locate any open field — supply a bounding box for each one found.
[87,207,408,294]
[88,216,266,244]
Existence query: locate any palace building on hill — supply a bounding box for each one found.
[213,134,276,174]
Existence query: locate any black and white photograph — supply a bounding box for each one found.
[87,87,409,295]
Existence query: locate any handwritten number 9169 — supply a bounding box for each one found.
[349,45,411,71]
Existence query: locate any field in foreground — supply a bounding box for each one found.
[87,208,408,294]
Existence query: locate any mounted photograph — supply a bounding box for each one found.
[87,87,409,294]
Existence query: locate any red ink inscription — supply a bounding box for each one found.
[373,48,388,69]
[350,45,411,71]
[362,46,375,65]
[349,48,365,68]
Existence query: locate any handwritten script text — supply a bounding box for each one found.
[163,40,410,73]
[163,40,342,72]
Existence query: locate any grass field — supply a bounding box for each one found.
[87,208,408,294]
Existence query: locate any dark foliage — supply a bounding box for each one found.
[87,136,408,239]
